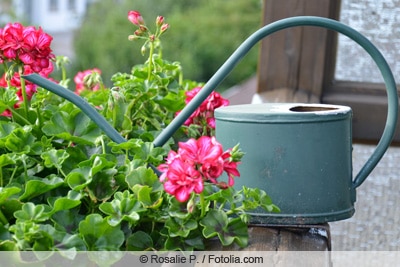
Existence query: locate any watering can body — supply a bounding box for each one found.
[215,103,355,224]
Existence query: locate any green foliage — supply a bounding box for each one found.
[0,9,280,258]
[72,0,261,89]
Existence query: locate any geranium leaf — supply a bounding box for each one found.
[126,231,154,251]
[0,199,22,222]
[42,110,101,145]
[0,187,21,204]
[52,209,84,234]
[19,176,64,201]
[0,240,17,251]
[66,166,92,191]
[201,211,248,247]
[224,218,248,248]
[165,217,197,237]
[126,165,161,189]
[47,196,81,214]
[99,191,141,227]
[0,122,17,147]
[87,168,118,201]
[41,149,70,169]
[200,209,227,239]
[79,214,124,251]
[5,127,36,153]
[14,202,51,223]
[0,154,15,168]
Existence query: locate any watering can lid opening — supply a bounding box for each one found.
[214,103,352,123]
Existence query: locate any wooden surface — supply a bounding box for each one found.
[199,225,332,266]
[205,225,331,251]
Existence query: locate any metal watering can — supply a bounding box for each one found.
[24,16,398,225]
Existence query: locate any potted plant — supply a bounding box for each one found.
[0,10,279,255]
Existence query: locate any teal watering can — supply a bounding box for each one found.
[23,16,398,224]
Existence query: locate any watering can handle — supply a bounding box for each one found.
[23,16,398,188]
[154,16,398,188]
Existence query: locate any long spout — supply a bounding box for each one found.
[22,73,127,144]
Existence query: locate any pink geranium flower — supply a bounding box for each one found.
[176,86,229,136]
[158,136,241,202]
[0,23,54,73]
[73,68,102,95]
[162,157,203,202]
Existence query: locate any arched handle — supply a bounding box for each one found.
[154,16,398,188]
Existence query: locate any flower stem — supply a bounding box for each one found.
[18,66,29,117]
[200,192,206,218]
[147,41,155,80]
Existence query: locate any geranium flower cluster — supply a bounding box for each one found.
[0,22,54,75]
[158,136,241,202]
[74,68,103,94]
[178,86,230,135]
[0,22,54,116]
[127,10,169,41]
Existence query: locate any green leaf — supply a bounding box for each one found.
[0,187,21,204]
[66,166,92,191]
[19,176,64,201]
[200,209,248,247]
[126,166,161,189]
[5,126,36,153]
[0,154,15,168]
[126,231,154,251]
[42,110,101,145]
[132,185,163,209]
[99,191,141,227]
[47,196,81,214]
[40,224,86,251]
[0,240,17,251]
[165,217,197,238]
[108,139,142,154]
[1,198,22,223]
[87,168,118,202]
[0,122,17,147]
[14,202,51,223]
[52,209,84,234]
[41,149,70,170]
[243,187,280,213]
[79,214,124,251]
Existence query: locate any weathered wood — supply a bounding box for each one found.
[205,225,331,251]
[257,0,340,102]
[200,225,331,266]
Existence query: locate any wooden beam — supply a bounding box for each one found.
[257,0,341,102]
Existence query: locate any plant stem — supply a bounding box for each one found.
[200,192,206,218]
[8,106,31,125]
[147,41,155,80]
[18,66,29,117]
[35,105,43,129]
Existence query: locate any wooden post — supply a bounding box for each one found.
[256,0,340,103]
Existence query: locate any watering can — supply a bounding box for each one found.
[23,16,398,225]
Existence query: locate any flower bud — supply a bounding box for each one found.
[160,23,169,34]
[128,34,138,41]
[156,16,164,27]
[139,25,148,32]
[141,45,146,55]
[128,10,145,26]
